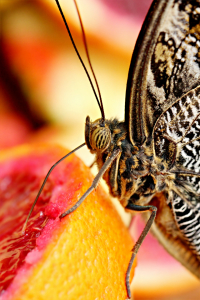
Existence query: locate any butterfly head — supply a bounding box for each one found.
[85,116,111,153]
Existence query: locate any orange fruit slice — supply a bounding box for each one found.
[0,144,135,300]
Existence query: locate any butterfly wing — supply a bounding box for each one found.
[125,0,200,145]
[152,85,200,273]
[125,0,200,274]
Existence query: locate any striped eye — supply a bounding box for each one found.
[90,126,111,151]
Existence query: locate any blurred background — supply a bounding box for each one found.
[1,0,200,299]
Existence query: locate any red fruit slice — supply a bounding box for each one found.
[0,145,75,294]
[0,144,134,300]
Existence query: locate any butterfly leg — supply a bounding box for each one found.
[125,203,157,299]
[60,148,121,218]
[21,143,86,234]
[89,160,96,168]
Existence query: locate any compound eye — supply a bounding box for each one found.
[90,126,111,151]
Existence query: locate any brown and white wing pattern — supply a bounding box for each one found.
[171,192,200,255]
[125,0,200,144]
[152,85,200,271]
[124,0,200,275]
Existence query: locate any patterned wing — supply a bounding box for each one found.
[172,191,200,255]
[125,0,200,145]
[126,0,200,272]
[153,84,200,262]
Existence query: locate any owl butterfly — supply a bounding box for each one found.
[25,0,200,299]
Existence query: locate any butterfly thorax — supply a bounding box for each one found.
[85,116,169,207]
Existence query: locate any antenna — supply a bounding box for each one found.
[55,0,105,121]
[22,0,105,233]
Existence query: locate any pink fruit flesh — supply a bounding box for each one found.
[0,172,49,293]
[0,151,80,295]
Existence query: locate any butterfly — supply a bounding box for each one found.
[23,0,200,299]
